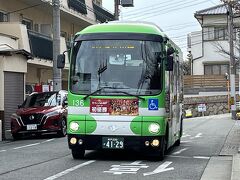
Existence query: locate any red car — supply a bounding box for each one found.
[11,90,68,140]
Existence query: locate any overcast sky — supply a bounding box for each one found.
[102,0,222,58]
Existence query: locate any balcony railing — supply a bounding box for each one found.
[28,30,53,60]
[92,2,114,23]
[68,0,87,15]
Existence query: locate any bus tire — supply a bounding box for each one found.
[72,148,85,159]
[150,136,167,161]
[159,136,166,160]
[175,116,183,146]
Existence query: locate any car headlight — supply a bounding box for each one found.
[11,113,20,120]
[46,110,60,117]
[148,123,160,134]
[70,122,79,131]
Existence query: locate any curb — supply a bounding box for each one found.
[231,154,240,180]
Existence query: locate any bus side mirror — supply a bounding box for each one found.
[166,56,173,71]
[57,54,65,69]
[167,47,175,56]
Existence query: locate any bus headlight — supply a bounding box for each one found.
[148,123,160,134]
[70,122,79,131]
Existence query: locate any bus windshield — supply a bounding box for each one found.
[70,40,162,96]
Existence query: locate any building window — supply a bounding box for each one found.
[203,27,214,41]
[203,26,236,41]
[0,11,8,22]
[204,64,229,75]
[68,0,87,15]
[214,27,228,40]
[22,18,33,30]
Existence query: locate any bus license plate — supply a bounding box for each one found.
[102,137,124,149]
[27,124,37,130]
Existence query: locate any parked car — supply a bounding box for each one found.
[11,90,68,140]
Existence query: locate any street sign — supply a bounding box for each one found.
[198,104,206,112]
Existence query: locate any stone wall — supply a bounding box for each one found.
[183,95,232,117]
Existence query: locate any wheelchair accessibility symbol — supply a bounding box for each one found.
[148,99,158,110]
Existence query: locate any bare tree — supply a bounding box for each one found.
[183,59,191,75]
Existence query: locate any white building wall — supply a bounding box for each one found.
[189,31,202,59]
[203,41,229,62]
[189,13,239,75]
[193,58,204,75]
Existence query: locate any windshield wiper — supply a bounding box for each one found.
[83,87,145,101]
[110,91,145,101]
[83,86,115,100]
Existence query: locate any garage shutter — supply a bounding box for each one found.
[4,72,24,139]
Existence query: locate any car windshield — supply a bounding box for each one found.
[70,40,163,96]
[21,92,61,108]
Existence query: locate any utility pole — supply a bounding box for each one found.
[238,29,240,98]
[114,0,119,20]
[52,0,62,91]
[226,1,237,119]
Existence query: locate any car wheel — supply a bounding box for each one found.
[57,118,67,137]
[12,133,21,140]
[72,148,85,159]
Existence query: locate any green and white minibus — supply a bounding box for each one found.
[58,21,184,160]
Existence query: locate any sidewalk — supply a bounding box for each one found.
[201,114,240,180]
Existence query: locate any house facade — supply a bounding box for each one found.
[0,0,114,139]
[188,4,240,75]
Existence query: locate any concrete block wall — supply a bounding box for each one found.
[184,95,231,117]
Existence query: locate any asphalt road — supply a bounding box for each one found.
[0,114,235,180]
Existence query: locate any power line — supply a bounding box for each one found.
[7,2,49,14]
[125,0,204,18]
[123,0,180,15]
[132,0,210,20]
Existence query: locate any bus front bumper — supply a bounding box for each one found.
[68,134,163,151]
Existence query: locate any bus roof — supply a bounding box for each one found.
[76,21,182,57]
[76,21,166,37]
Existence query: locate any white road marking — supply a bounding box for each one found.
[41,139,55,143]
[166,155,210,160]
[10,138,55,151]
[44,160,95,180]
[13,143,41,150]
[0,150,6,153]
[167,155,193,159]
[193,156,210,160]
[182,134,191,138]
[190,133,202,139]
[195,133,203,138]
[181,141,192,143]
[143,161,174,176]
[173,148,188,155]
[104,161,148,175]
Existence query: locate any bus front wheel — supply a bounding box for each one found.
[72,148,85,159]
[150,136,167,161]
[158,136,167,160]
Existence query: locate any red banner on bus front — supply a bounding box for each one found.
[90,98,139,116]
